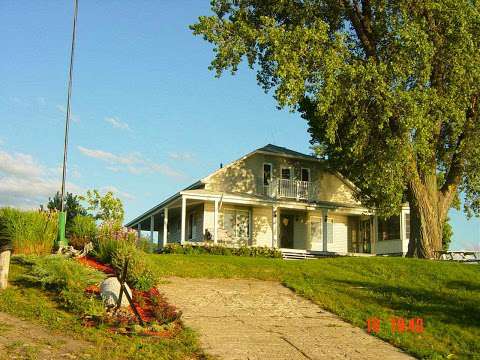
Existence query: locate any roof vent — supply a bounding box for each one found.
[220,163,223,169]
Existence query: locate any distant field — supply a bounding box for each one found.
[149,254,480,359]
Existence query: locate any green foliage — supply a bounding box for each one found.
[14,255,105,317]
[161,243,282,258]
[80,190,124,224]
[442,217,453,251]
[192,1,480,256]
[0,215,12,252]
[93,222,157,291]
[46,192,87,232]
[0,208,57,255]
[136,236,156,254]
[67,215,97,250]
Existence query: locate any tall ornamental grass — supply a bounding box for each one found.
[0,208,57,255]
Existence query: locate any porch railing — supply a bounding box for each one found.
[259,178,315,201]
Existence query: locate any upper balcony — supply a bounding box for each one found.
[257,178,316,201]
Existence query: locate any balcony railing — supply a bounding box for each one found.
[259,178,314,201]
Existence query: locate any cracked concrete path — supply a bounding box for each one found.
[160,277,414,360]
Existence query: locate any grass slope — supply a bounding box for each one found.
[0,256,206,360]
[149,254,480,360]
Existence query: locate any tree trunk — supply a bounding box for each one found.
[0,249,11,290]
[406,174,449,259]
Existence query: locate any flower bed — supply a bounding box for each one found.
[77,256,181,337]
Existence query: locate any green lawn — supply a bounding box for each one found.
[148,254,480,360]
[0,256,207,360]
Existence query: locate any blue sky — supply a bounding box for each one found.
[1,1,479,250]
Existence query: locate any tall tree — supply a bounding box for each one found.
[47,191,87,224]
[191,0,480,258]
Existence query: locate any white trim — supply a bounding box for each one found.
[181,196,187,244]
[163,207,168,247]
[214,199,219,244]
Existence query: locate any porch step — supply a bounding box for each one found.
[280,249,332,260]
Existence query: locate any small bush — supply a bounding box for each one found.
[136,237,156,254]
[161,243,282,258]
[92,222,158,291]
[68,215,97,250]
[0,208,57,255]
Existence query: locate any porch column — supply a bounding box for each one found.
[162,207,168,247]
[137,223,141,240]
[181,196,187,245]
[372,215,378,255]
[214,199,219,244]
[322,209,328,252]
[150,215,155,243]
[272,206,278,248]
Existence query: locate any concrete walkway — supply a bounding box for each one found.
[160,277,414,360]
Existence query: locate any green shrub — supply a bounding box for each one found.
[0,208,57,255]
[92,222,158,291]
[136,236,156,254]
[109,242,157,291]
[15,255,105,317]
[160,243,282,258]
[68,215,97,250]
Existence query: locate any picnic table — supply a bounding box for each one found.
[435,250,480,263]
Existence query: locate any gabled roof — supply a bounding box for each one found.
[257,144,318,161]
[125,144,360,227]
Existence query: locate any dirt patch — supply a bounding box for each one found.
[160,277,414,360]
[0,312,92,360]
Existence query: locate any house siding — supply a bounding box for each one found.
[252,206,273,247]
[204,153,360,206]
[328,214,349,253]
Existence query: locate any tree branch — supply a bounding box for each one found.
[340,0,378,59]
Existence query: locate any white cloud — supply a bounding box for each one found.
[100,185,135,201]
[105,116,131,131]
[0,150,44,177]
[77,146,184,178]
[0,149,81,209]
[168,151,194,162]
[56,104,80,123]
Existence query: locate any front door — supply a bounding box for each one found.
[280,214,294,248]
[359,219,372,253]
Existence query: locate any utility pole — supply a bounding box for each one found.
[57,0,79,248]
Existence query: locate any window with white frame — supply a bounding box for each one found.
[221,209,250,239]
[310,218,322,243]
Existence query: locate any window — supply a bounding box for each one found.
[263,163,272,185]
[405,213,410,239]
[221,209,250,239]
[281,167,292,180]
[301,168,310,182]
[378,216,400,240]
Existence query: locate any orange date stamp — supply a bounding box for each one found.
[366,317,424,334]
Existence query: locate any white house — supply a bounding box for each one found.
[126,145,410,256]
